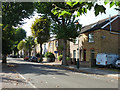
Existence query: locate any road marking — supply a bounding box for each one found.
[13,69,38,89]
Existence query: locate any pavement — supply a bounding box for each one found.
[2,63,33,88]
[41,59,120,80]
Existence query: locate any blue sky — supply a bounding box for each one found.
[22,3,118,36]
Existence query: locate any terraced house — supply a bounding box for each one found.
[47,36,70,58]
[70,15,120,67]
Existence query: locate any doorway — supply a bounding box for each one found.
[91,49,95,67]
[83,49,86,61]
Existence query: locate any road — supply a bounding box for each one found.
[2,58,118,88]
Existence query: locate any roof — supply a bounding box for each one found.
[80,15,120,33]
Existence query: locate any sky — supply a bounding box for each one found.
[22,3,118,36]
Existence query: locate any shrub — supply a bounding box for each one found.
[45,52,55,58]
[66,56,70,61]
[36,53,40,57]
[58,55,70,61]
[58,55,63,61]
[45,52,49,58]
[45,52,55,62]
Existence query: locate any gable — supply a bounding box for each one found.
[81,15,120,34]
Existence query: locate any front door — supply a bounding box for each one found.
[91,49,95,67]
[83,49,86,61]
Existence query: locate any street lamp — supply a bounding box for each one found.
[77,37,79,69]
[75,21,80,69]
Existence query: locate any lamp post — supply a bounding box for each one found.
[77,37,79,69]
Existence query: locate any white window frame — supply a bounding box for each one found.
[88,33,94,43]
[74,37,78,45]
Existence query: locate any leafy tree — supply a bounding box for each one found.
[17,40,25,51]
[51,15,81,65]
[50,1,120,65]
[2,25,16,63]
[2,2,35,27]
[12,28,26,55]
[2,2,35,63]
[31,17,50,62]
[25,36,36,56]
[17,40,26,56]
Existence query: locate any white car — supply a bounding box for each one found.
[115,60,120,68]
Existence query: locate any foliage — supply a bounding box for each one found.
[17,40,25,51]
[58,55,70,61]
[12,28,26,55]
[36,53,40,57]
[51,2,106,17]
[58,45,64,51]
[31,17,50,44]
[58,55,63,61]
[24,36,36,56]
[51,15,81,41]
[31,16,51,61]
[66,56,70,61]
[2,25,16,55]
[2,2,35,63]
[45,52,55,59]
[2,2,35,27]
[51,1,120,17]
[15,28,26,44]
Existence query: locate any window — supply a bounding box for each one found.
[55,41,58,47]
[88,33,94,42]
[49,42,52,48]
[73,50,76,59]
[74,37,79,44]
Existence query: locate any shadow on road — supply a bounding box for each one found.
[2,62,69,76]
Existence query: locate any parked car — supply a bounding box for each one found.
[96,53,119,67]
[115,59,120,68]
[29,56,38,62]
[24,56,31,61]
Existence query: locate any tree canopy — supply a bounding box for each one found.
[2,2,35,27]
[31,17,50,61]
[2,2,35,63]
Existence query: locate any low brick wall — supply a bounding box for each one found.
[80,61,91,67]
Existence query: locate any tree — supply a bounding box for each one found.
[25,36,36,56]
[13,28,26,55]
[34,1,120,65]
[17,40,25,51]
[51,15,81,65]
[2,2,35,63]
[2,2,35,27]
[17,40,26,56]
[31,17,50,62]
[2,25,16,63]
[35,2,106,65]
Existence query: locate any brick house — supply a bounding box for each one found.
[70,15,120,67]
[70,37,79,64]
[47,37,70,59]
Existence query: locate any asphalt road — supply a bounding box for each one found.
[2,58,118,88]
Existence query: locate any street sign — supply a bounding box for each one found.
[54,51,58,54]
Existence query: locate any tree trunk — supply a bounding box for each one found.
[29,49,31,56]
[40,43,43,62]
[62,39,67,65]
[2,54,7,63]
